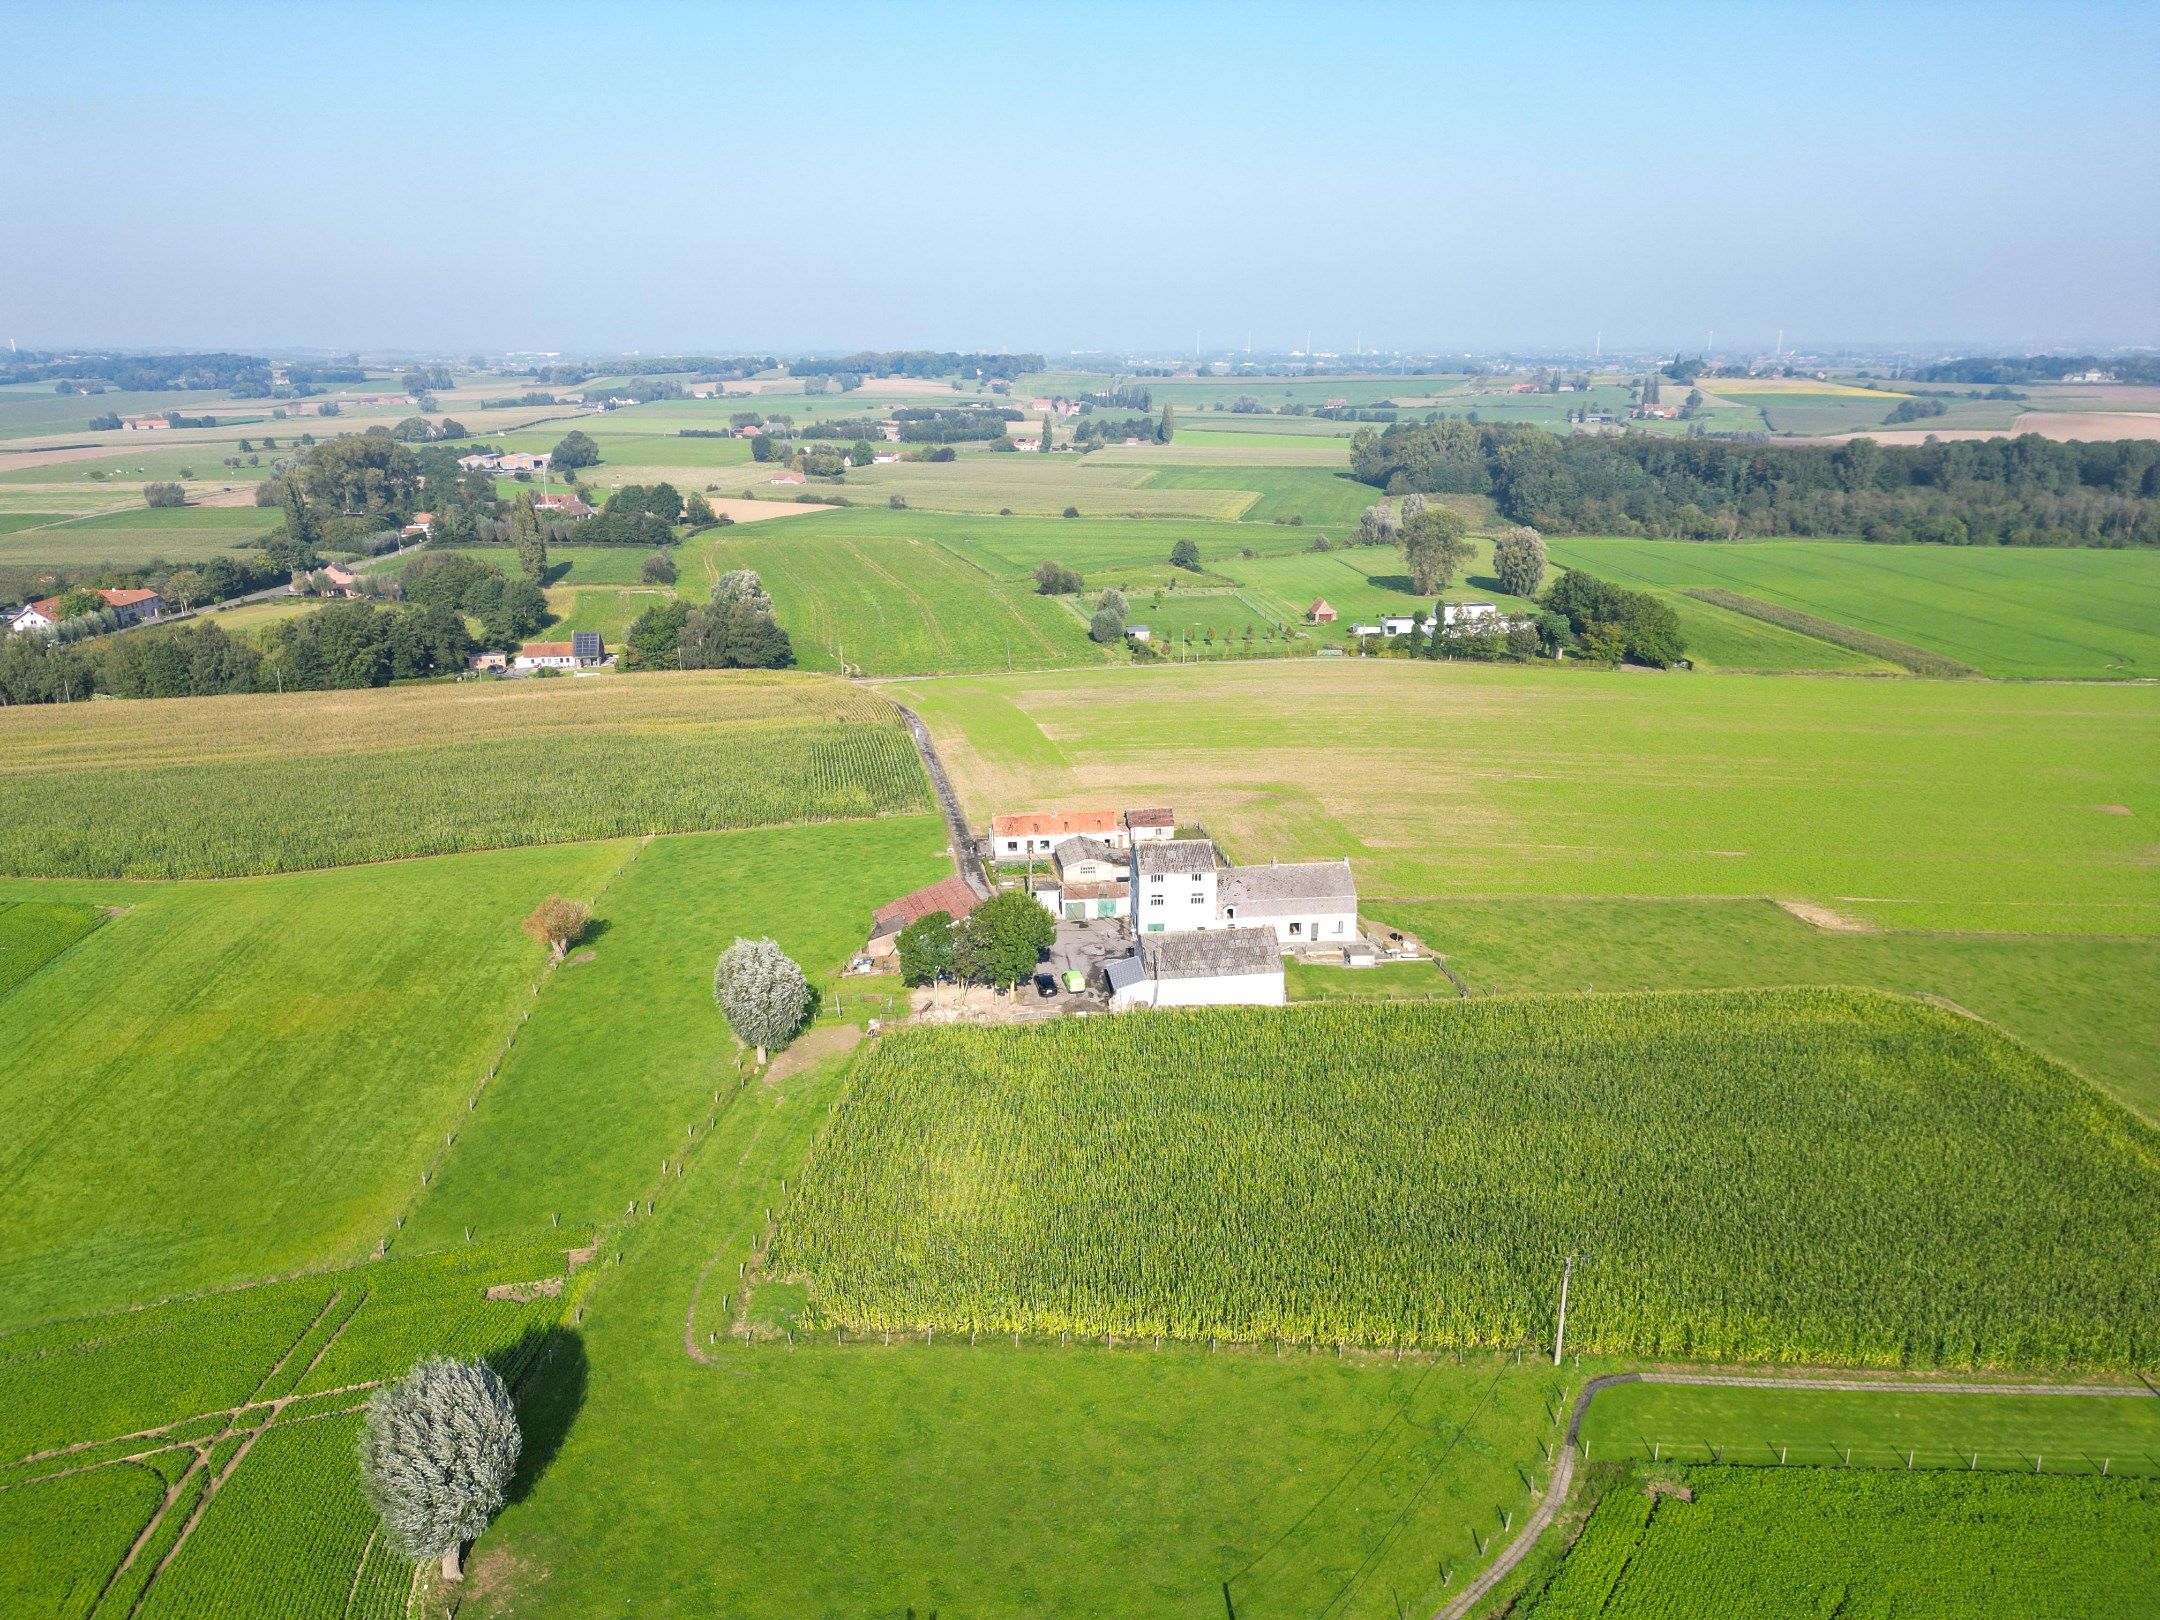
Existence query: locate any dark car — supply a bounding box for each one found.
[1034,972,1059,997]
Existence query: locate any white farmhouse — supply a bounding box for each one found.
[1218,860,1358,945]
[1035,836,1132,920]
[1105,928,1285,1010]
[1134,838,1220,933]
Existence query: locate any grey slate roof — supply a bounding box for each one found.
[1136,838,1221,877]
[1055,835,1124,873]
[1139,928,1282,981]
[1218,860,1356,917]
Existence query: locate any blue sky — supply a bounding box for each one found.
[5,1,2155,355]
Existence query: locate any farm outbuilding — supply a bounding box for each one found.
[1106,928,1284,1010]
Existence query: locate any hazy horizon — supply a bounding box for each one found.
[7,0,2156,357]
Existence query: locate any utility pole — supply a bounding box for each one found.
[1552,1255,1575,1366]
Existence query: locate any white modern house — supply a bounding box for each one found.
[1105,928,1285,1010]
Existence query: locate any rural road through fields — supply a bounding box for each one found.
[1432,1369,2157,1620]
[894,703,991,897]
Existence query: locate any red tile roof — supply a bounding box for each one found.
[871,875,983,936]
[518,641,575,658]
[1124,807,1176,828]
[991,810,1119,839]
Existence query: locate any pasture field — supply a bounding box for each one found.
[891,661,2159,933]
[1513,1468,2159,1618]
[1116,587,1294,645]
[695,523,1111,674]
[1379,897,2160,1119]
[1135,465,1376,524]
[1546,537,2160,678]
[1657,588,1902,672]
[546,583,669,643]
[847,507,1311,588]
[1578,1381,2160,1475]
[1218,540,1541,631]
[369,542,664,586]
[463,1042,1565,1620]
[0,842,627,1329]
[0,384,254,439]
[0,1241,574,1619]
[403,816,951,1248]
[0,504,281,567]
[772,990,2159,1366]
[0,899,106,997]
[0,673,930,877]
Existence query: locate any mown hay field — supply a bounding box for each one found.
[0,672,930,877]
[0,504,282,566]
[1546,537,2160,679]
[1516,1468,2160,1619]
[773,991,2159,1368]
[891,660,2159,934]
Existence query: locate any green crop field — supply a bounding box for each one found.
[1134,465,1377,524]
[1514,1468,2160,1618]
[1546,537,2160,678]
[1377,896,2160,1119]
[546,583,669,643]
[0,843,627,1328]
[1658,588,1903,671]
[0,899,106,997]
[893,661,2159,933]
[0,1241,575,1619]
[458,1040,1567,1620]
[0,673,930,877]
[695,523,1111,674]
[1578,1380,2160,1475]
[773,991,2158,1366]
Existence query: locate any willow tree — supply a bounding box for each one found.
[358,1358,521,1582]
[713,936,812,1063]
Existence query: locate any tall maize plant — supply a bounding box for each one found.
[770,990,2160,1370]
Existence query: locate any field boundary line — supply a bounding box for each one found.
[1433,1368,2158,1620]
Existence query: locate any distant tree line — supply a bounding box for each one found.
[1916,355,2160,387]
[1350,419,2160,546]
[0,350,273,392]
[788,350,1042,380]
[894,408,1021,443]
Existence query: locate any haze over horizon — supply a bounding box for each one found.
[7,0,2156,357]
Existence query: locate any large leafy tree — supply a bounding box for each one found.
[896,909,956,986]
[1491,526,1547,598]
[957,890,1054,989]
[713,936,812,1062]
[510,492,547,581]
[1399,506,1470,594]
[358,1358,521,1583]
[551,429,601,469]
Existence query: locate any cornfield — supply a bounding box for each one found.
[0,716,929,878]
[772,990,2159,1369]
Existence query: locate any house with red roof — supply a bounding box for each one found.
[865,874,985,964]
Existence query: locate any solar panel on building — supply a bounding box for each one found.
[571,631,602,660]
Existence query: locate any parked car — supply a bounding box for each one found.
[1034,972,1059,997]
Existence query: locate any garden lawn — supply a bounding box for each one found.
[0,840,627,1329]
[891,660,2159,933]
[1546,538,2160,678]
[404,816,952,1247]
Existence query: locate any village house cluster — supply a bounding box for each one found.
[869,806,1367,1013]
[7,586,166,635]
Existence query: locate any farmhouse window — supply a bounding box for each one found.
[1289,922,1303,937]
[1150,896,1164,907]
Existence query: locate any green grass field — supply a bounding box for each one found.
[402,817,951,1248]
[1579,1380,2160,1474]
[894,660,2159,933]
[1660,588,1902,672]
[1547,538,2160,678]
[461,1040,1568,1620]
[1378,896,2160,1119]
[0,673,930,877]
[1135,465,1375,523]
[774,990,2158,1366]
[0,899,106,997]
[695,523,1111,674]
[0,843,626,1329]
[1514,1467,2159,1618]
[0,503,282,566]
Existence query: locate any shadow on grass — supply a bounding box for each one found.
[504,1326,588,1504]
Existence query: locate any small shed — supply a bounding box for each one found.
[1306,598,1337,624]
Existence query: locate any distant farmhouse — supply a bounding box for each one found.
[9,587,165,634]
[511,631,608,672]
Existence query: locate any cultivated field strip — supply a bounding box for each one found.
[773,990,2160,1368]
[0,674,931,877]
